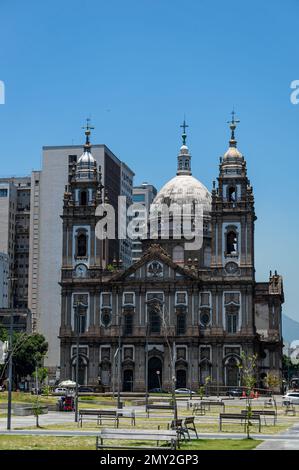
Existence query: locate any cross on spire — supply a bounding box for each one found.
[227,109,240,146]
[180,118,189,145]
[82,118,95,146]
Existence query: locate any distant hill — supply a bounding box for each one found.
[282,314,299,344]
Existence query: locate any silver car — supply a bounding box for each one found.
[282,392,299,405]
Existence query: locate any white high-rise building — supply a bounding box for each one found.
[132,183,157,263]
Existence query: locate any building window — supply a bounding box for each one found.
[176,347,187,360]
[76,231,88,258]
[175,291,187,305]
[226,307,239,333]
[0,189,8,197]
[123,292,135,306]
[226,229,238,255]
[177,312,186,335]
[124,314,133,335]
[80,190,88,206]
[200,347,211,361]
[224,346,240,357]
[101,292,112,307]
[73,294,88,333]
[228,186,236,202]
[123,346,134,361]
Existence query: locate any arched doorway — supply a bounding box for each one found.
[148,357,163,390]
[176,369,187,388]
[123,369,133,392]
[225,356,240,386]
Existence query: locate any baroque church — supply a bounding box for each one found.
[59,117,284,392]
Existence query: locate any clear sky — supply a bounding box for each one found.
[0,0,298,320]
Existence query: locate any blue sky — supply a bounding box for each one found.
[0,0,298,320]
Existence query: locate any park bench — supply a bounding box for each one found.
[284,404,296,416]
[219,413,261,432]
[241,409,276,425]
[201,400,226,412]
[168,416,198,441]
[96,428,178,450]
[191,402,206,415]
[79,409,119,427]
[79,409,136,427]
[146,404,175,417]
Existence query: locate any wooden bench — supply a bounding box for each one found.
[201,400,226,412]
[284,404,296,416]
[219,413,261,432]
[241,409,277,425]
[79,409,136,427]
[79,409,119,427]
[96,428,178,450]
[191,402,206,416]
[146,404,175,417]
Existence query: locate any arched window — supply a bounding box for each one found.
[173,245,184,265]
[80,190,87,206]
[226,230,238,255]
[228,186,236,202]
[77,233,87,257]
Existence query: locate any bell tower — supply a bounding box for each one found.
[211,112,256,279]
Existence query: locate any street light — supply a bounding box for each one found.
[156,370,161,390]
[7,275,17,431]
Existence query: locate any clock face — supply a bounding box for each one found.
[225,262,239,275]
[75,264,87,278]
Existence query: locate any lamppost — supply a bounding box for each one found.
[145,323,149,407]
[74,301,84,423]
[117,314,122,409]
[156,370,161,390]
[7,275,17,431]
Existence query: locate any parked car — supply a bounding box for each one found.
[175,388,195,395]
[148,388,168,393]
[282,392,299,405]
[226,388,243,397]
[78,386,94,393]
[54,387,67,395]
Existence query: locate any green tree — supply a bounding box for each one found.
[239,352,258,439]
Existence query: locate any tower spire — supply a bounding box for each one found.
[82,118,94,149]
[227,109,240,148]
[180,117,189,146]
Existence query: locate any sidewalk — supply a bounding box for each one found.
[256,423,299,450]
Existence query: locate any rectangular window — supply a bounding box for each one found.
[0,188,8,197]
[133,194,145,203]
[176,347,187,360]
[224,346,240,356]
[227,313,238,333]
[123,292,135,306]
[200,292,211,306]
[124,314,133,335]
[175,291,187,305]
[200,347,211,361]
[101,292,112,307]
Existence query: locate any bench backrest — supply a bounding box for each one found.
[80,409,117,416]
[220,413,260,419]
[241,410,275,416]
[99,430,177,441]
[184,417,195,425]
[146,405,174,410]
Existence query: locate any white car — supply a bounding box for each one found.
[175,388,195,395]
[282,392,299,405]
[54,387,67,395]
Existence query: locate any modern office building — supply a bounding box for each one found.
[131,183,157,263]
[0,253,9,308]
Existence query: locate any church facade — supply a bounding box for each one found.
[59,118,284,392]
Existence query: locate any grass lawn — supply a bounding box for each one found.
[0,435,261,450]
